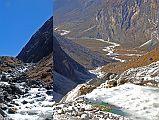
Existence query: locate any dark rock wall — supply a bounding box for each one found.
[17,17,53,63]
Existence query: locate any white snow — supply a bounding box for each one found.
[83,38,141,62]
[56,29,70,36]
[89,66,105,78]
[120,61,159,84]
[111,57,125,62]
[8,88,54,120]
[139,39,159,48]
[62,84,85,102]
[0,82,10,86]
[82,25,96,33]
[102,40,126,62]
[85,83,159,120]
[123,54,142,57]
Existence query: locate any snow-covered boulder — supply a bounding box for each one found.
[118,61,159,87]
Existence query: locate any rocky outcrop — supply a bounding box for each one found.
[17,17,53,63]
[117,61,159,87]
[0,56,22,72]
[98,61,159,89]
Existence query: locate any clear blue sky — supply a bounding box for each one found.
[0,0,52,56]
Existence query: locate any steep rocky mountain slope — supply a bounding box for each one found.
[53,35,92,83]
[53,35,95,101]
[17,17,53,63]
[54,0,159,49]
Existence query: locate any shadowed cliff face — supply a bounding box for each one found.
[53,35,95,98]
[54,0,159,48]
[17,17,53,63]
[53,36,92,84]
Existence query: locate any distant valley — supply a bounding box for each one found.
[53,0,159,120]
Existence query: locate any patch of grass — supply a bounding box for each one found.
[92,102,113,113]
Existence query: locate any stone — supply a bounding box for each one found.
[0,108,7,117]
[8,107,17,114]
[57,109,64,114]
[80,107,85,112]
[22,100,28,104]
[81,113,89,120]
[0,104,8,111]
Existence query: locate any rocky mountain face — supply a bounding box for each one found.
[54,0,159,49]
[17,17,53,63]
[95,0,159,48]
[53,35,92,83]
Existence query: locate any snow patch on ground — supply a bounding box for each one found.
[120,61,159,84]
[139,39,159,48]
[89,66,105,78]
[82,26,96,33]
[101,40,126,62]
[86,83,159,120]
[55,29,70,36]
[85,38,141,62]
[61,84,85,103]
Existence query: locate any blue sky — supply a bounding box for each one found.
[0,0,52,56]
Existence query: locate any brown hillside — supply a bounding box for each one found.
[102,47,159,74]
[26,54,53,87]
